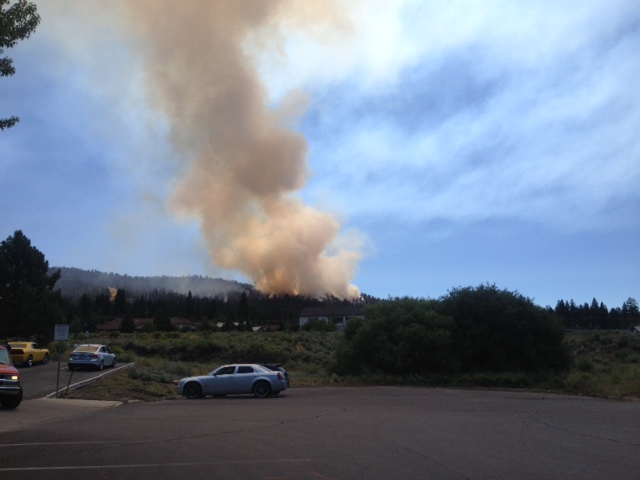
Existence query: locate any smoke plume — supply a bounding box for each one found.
[120,1,363,298]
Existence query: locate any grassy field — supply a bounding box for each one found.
[57,329,640,402]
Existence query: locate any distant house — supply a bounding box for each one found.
[216,321,239,330]
[170,318,200,331]
[95,317,200,332]
[95,319,123,332]
[135,318,154,331]
[257,324,283,332]
[299,306,364,331]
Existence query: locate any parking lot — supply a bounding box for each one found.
[2,386,640,479]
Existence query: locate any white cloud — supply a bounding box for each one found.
[295,0,640,233]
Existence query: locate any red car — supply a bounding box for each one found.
[0,345,23,409]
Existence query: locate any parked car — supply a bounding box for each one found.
[8,342,50,367]
[178,363,289,399]
[0,345,23,409]
[68,344,116,371]
[260,363,290,388]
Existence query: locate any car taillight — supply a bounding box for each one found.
[277,372,283,380]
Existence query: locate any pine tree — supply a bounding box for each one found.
[0,230,64,342]
[0,0,41,129]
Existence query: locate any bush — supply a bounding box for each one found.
[302,319,337,332]
[564,371,598,395]
[330,297,457,375]
[575,356,595,373]
[331,287,571,377]
[437,284,570,372]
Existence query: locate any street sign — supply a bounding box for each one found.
[54,324,69,341]
[54,324,70,397]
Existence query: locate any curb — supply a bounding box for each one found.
[46,362,136,399]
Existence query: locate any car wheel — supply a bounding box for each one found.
[26,355,33,367]
[183,382,202,399]
[97,360,104,371]
[0,389,23,409]
[253,381,270,398]
[43,354,50,364]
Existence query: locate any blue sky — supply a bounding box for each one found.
[1,1,638,308]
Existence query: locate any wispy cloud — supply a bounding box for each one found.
[1,0,638,306]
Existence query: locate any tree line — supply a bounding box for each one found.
[54,267,249,300]
[72,287,365,334]
[0,231,373,341]
[554,297,640,330]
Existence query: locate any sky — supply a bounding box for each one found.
[1,0,639,308]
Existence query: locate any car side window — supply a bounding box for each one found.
[33,343,40,349]
[218,366,236,375]
[237,366,254,374]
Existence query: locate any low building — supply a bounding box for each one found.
[95,317,200,332]
[257,324,283,332]
[298,306,364,331]
[170,318,200,331]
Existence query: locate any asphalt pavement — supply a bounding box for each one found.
[1,387,640,479]
[0,397,122,433]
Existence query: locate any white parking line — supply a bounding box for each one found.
[0,458,312,472]
[0,441,113,447]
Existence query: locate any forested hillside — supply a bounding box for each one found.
[48,266,372,333]
[52,267,251,300]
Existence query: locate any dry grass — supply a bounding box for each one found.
[59,330,640,402]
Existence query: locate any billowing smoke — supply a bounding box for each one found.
[119,1,363,298]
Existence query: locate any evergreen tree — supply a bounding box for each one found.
[113,288,128,316]
[185,291,194,317]
[0,230,64,342]
[0,0,41,130]
[154,308,172,331]
[79,294,92,322]
[622,298,639,328]
[119,313,136,333]
[238,291,251,331]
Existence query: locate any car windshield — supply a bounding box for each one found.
[0,349,11,364]
[74,346,100,353]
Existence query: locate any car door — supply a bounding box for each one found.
[200,366,235,395]
[30,343,44,362]
[233,366,257,394]
[98,346,113,365]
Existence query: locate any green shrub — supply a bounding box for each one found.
[564,371,597,394]
[302,319,337,332]
[575,356,595,373]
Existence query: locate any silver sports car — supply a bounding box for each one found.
[177,363,289,399]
